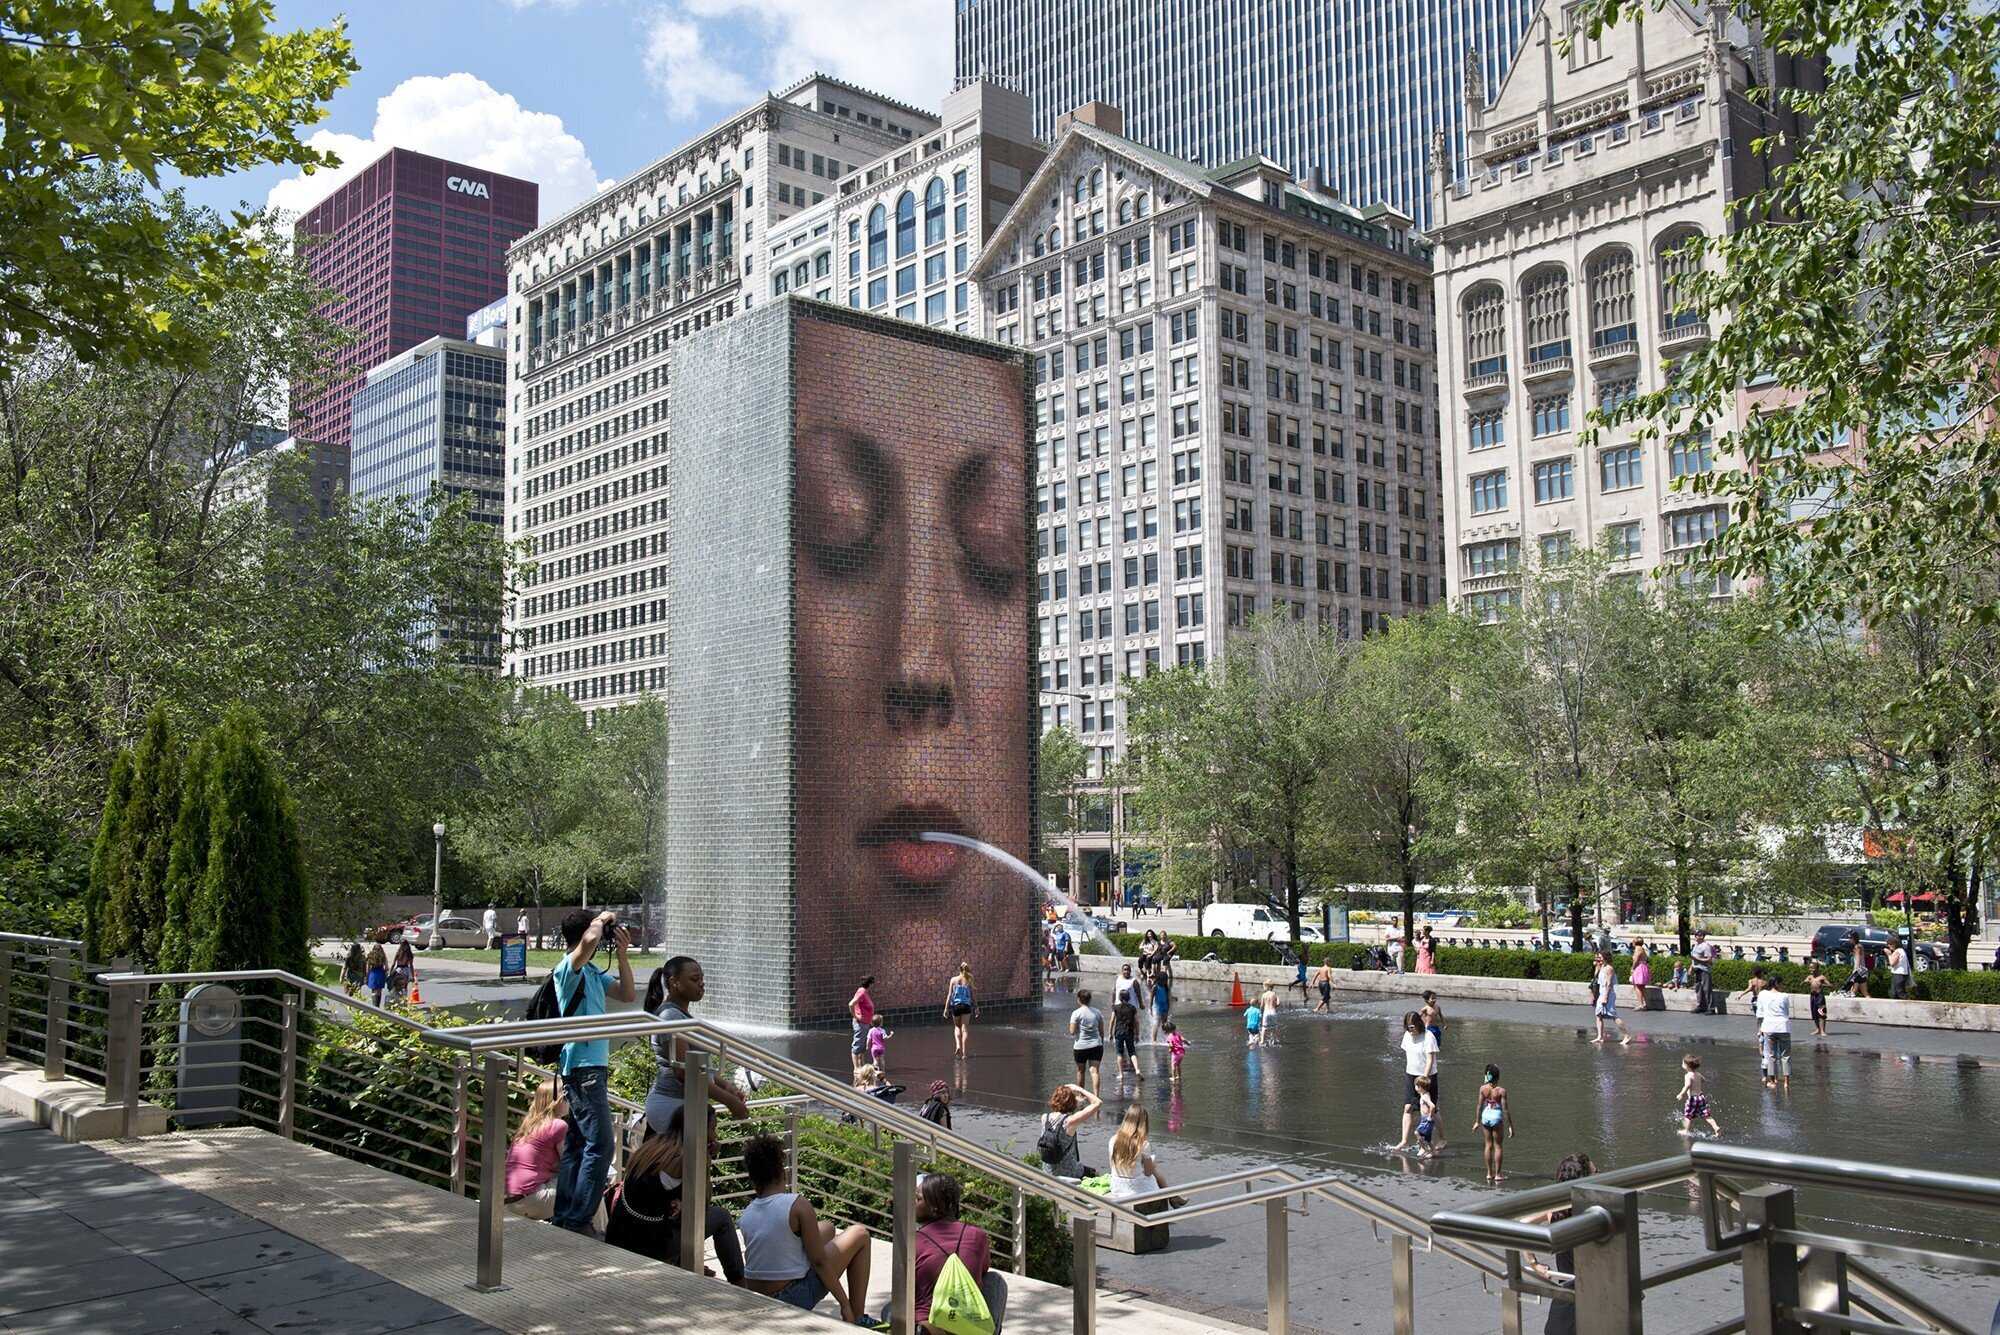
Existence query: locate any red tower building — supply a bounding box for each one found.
[291,147,537,450]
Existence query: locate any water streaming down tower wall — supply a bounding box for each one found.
[665,297,1041,1027]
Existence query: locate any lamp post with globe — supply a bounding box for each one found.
[430,821,445,949]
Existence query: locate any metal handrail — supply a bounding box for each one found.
[95,964,1502,1333]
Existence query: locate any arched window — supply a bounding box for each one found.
[1656,228,1705,332]
[1090,167,1103,195]
[1117,198,1133,223]
[1031,232,1045,259]
[894,190,916,257]
[867,205,887,270]
[1521,265,1571,363]
[1049,226,1062,250]
[1074,175,1088,203]
[1463,284,1506,379]
[1585,247,1636,351]
[924,177,946,246]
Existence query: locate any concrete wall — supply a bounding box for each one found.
[1075,954,2000,1033]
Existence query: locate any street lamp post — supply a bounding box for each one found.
[1042,689,1116,908]
[431,821,445,949]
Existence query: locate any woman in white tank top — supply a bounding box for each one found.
[737,1133,876,1322]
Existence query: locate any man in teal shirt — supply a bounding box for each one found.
[551,909,635,1233]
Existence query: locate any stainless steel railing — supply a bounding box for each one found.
[0,932,123,1085]
[1431,1142,2000,1335]
[90,963,1511,1334]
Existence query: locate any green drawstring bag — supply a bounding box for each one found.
[926,1253,995,1335]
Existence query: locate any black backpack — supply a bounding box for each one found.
[523,967,590,1067]
[1037,1113,1074,1167]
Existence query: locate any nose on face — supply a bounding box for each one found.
[884,678,954,728]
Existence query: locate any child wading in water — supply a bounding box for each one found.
[1413,1076,1438,1155]
[1677,1054,1720,1136]
[1473,1064,1513,1184]
[1165,1020,1186,1082]
[1807,960,1829,1037]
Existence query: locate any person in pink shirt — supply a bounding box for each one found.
[505,1078,569,1219]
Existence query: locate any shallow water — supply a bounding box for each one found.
[764,988,2000,1251]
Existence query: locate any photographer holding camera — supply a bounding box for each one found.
[551,908,636,1235]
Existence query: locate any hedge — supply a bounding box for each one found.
[1104,933,2000,1005]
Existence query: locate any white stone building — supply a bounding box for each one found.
[1428,1,1816,616]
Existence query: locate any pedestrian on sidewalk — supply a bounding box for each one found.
[1415,927,1439,975]
[1629,941,1653,1012]
[364,943,387,1008]
[1887,936,1913,1000]
[340,943,366,998]
[388,940,415,1004]
[482,904,498,949]
[1690,931,1717,1014]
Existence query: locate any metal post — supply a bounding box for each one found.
[0,943,12,1058]
[450,1057,471,1196]
[1390,1232,1414,1335]
[1571,1186,1644,1335]
[1738,1185,1804,1335]
[117,983,144,1140]
[472,1054,509,1292]
[43,945,71,1080]
[1799,1248,1849,1321]
[1500,1277,1523,1335]
[680,1051,710,1275]
[1266,1196,1291,1335]
[277,995,299,1139]
[891,1141,917,1335]
[784,1109,800,1194]
[102,974,129,1107]
[1013,1185,1030,1276]
[1071,1214,1096,1334]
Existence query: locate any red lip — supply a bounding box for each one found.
[858,806,971,891]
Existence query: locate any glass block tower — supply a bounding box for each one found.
[952,0,1537,228]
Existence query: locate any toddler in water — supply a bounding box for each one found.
[1474,1064,1513,1185]
[1413,1076,1438,1154]
[866,1021,893,1074]
[1165,1020,1187,1082]
[1677,1054,1720,1136]
[1244,1003,1264,1047]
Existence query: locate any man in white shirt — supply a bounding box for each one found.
[1690,932,1717,1015]
[483,905,499,948]
[1756,982,1792,1088]
[1887,937,1913,1000]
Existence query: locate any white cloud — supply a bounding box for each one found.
[266,74,611,223]
[642,0,952,120]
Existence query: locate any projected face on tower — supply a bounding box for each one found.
[790,317,1034,1015]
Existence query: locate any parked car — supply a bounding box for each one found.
[385,913,485,949]
[1202,903,1324,943]
[366,917,411,944]
[1085,913,1130,935]
[1810,924,1942,971]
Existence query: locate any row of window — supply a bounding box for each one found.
[1469,431,1716,513]
[1460,507,1727,578]
[1461,231,1706,376]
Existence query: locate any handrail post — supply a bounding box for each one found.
[1013,1185,1029,1276]
[680,1051,710,1275]
[1799,1247,1848,1321]
[277,994,298,1140]
[784,1108,800,1194]
[1738,1185,1803,1335]
[1266,1195,1290,1335]
[43,944,71,1080]
[473,1053,508,1292]
[0,943,12,1059]
[1500,1267,1523,1335]
[450,1057,471,1196]
[1071,1214,1096,1334]
[1571,1186,1643,1335]
[103,973,129,1107]
[1390,1232,1414,1335]
[117,982,144,1139]
[892,1141,917,1334]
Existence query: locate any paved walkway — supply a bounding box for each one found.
[0,1115,497,1335]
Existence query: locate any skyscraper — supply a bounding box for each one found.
[952,0,1538,228]
[293,148,537,450]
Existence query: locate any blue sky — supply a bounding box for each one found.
[179,0,954,226]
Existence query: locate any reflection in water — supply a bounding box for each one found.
[918,830,1124,958]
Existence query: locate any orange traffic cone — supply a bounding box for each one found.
[1229,971,1247,1008]
[408,972,424,1006]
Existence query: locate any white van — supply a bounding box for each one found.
[1202,903,1323,943]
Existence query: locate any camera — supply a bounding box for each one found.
[596,915,623,952]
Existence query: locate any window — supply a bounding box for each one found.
[895,190,916,257]
[1599,445,1643,491]
[1521,266,1571,363]
[1531,395,1572,437]
[1539,532,1573,564]
[1597,376,1637,412]
[1657,229,1705,331]
[1533,457,1574,502]
[1463,538,1518,577]
[924,177,946,246]
[1668,430,1713,478]
[1467,410,1505,450]
[1605,521,1642,559]
[1464,284,1506,378]
[1667,506,1724,549]
[1586,248,1636,350]
[1469,469,1508,514]
[867,205,887,269]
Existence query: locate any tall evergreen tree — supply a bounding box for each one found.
[157,731,216,976]
[100,706,181,966]
[184,710,310,978]
[82,750,133,964]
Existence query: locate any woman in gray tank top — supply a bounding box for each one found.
[642,956,747,1135]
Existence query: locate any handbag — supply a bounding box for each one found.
[924,1230,995,1335]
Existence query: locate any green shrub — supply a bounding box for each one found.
[1103,933,2000,1004]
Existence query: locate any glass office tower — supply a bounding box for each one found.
[953,0,1536,227]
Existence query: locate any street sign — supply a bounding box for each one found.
[499,935,528,980]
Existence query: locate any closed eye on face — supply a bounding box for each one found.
[949,453,1021,600]
[803,433,891,580]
